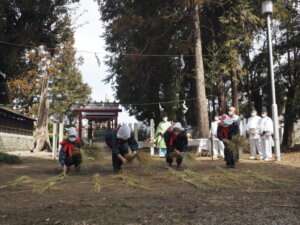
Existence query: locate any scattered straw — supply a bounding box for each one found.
[91,173,103,193]
[0,174,67,193]
[34,174,66,193]
[169,169,209,191]
[113,172,151,190]
[0,176,31,189]
[181,152,198,169]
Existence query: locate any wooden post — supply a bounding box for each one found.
[115,113,118,128]
[88,120,93,146]
[59,123,64,150]
[78,111,82,138]
[150,119,155,156]
[52,123,57,159]
[134,123,138,141]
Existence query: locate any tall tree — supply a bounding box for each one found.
[191,0,209,137]
[273,0,300,148]
[9,43,91,125]
[34,69,49,152]
[0,0,79,80]
[49,43,92,125]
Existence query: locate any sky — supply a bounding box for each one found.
[71,0,137,124]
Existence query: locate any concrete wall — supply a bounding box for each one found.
[0,132,34,152]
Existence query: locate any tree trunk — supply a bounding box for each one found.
[34,72,50,152]
[282,90,295,148]
[192,2,209,138]
[217,78,225,114]
[231,70,239,114]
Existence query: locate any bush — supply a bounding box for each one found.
[0,152,22,164]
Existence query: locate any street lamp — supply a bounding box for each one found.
[262,0,281,161]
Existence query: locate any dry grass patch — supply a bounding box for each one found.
[112,171,151,191]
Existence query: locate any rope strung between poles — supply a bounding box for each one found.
[0,40,281,57]
[116,95,219,106]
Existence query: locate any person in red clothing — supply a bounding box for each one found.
[217,115,240,168]
[163,122,188,168]
[59,127,84,175]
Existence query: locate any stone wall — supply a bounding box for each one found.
[0,132,34,152]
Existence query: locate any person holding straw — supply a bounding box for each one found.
[217,115,240,168]
[59,127,84,175]
[105,124,139,173]
[164,122,188,168]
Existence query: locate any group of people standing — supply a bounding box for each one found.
[211,106,274,168]
[57,106,275,174]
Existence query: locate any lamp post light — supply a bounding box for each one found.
[262,0,281,161]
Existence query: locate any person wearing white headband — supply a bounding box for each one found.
[163,122,188,168]
[105,124,139,173]
[59,127,84,175]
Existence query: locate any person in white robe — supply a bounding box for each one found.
[246,107,262,160]
[210,114,225,158]
[258,106,274,161]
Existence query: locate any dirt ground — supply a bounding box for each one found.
[0,150,300,225]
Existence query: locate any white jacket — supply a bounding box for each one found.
[246,116,261,139]
[211,120,220,140]
[258,116,274,139]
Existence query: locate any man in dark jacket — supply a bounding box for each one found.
[217,115,240,168]
[164,122,188,168]
[105,124,139,173]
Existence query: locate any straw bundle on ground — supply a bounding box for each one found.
[113,172,150,190]
[0,174,66,193]
[91,173,103,193]
[0,176,31,189]
[35,174,66,193]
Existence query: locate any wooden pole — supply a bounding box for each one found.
[58,123,64,150]
[115,112,118,128]
[78,111,82,138]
